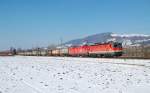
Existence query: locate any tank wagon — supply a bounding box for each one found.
[52,49,60,56]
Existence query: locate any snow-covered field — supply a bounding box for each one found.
[0,56,150,93]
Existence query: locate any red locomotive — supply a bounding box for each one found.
[69,45,89,56]
[69,42,123,57]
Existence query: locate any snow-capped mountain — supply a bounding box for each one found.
[64,32,150,47]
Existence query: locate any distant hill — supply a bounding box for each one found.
[64,32,150,47]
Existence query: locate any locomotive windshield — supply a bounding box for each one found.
[113,43,122,48]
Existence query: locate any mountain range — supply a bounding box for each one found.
[64,32,150,47]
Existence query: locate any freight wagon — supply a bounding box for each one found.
[0,51,13,56]
[32,50,39,56]
[40,49,48,56]
[60,48,69,56]
[52,49,60,56]
[47,50,52,56]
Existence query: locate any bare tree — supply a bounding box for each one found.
[47,44,57,50]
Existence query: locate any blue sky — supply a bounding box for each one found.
[0,0,150,50]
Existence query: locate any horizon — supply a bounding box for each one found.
[0,0,150,50]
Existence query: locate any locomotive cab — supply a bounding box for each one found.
[112,42,123,57]
[113,42,122,48]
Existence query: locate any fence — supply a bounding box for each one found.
[123,46,150,59]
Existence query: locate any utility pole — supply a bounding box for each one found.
[60,37,63,48]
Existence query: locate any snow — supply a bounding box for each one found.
[111,33,150,37]
[135,39,150,43]
[0,56,150,93]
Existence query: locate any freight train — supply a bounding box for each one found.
[17,42,123,58]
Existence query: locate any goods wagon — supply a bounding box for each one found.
[18,51,27,56]
[40,50,48,56]
[69,45,89,56]
[17,52,24,55]
[32,50,38,56]
[60,48,69,56]
[47,50,52,56]
[27,51,32,56]
[52,49,60,56]
[0,52,13,56]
